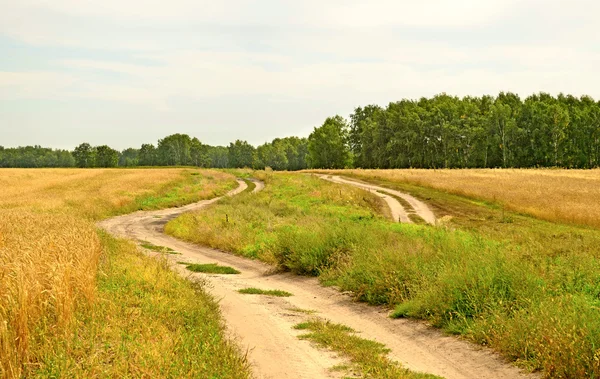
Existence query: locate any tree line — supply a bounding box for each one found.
[0,133,310,170]
[2,92,599,169]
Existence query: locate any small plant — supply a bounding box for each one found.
[139,240,180,254]
[295,319,438,378]
[242,179,257,193]
[178,262,240,274]
[238,287,292,297]
[287,307,318,314]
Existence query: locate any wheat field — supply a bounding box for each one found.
[0,168,237,377]
[316,169,600,228]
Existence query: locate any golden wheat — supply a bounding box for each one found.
[315,168,600,228]
[0,168,236,377]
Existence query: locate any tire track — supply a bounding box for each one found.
[98,178,537,379]
[318,174,437,225]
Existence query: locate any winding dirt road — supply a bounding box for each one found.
[318,174,437,225]
[98,179,536,379]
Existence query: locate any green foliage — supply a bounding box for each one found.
[308,115,352,169]
[228,140,255,168]
[32,232,250,378]
[238,287,292,297]
[3,92,600,169]
[295,320,440,378]
[139,240,179,254]
[349,92,600,168]
[0,145,74,168]
[207,146,229,168]
[157,133,193,166]
[95,145,119,168]
[119,148,139,167]
[254,137,308,171]
[133,170,237,211]
[138,143,157,166]
[190,137,211,167]
[166,172,600,376]
[179,262,241,274]
[73,142,96,168]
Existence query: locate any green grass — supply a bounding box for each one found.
[294,319,440,379]
[139,240,180,254]
[133,170,238,211]
[29,232,250,378]
[166,171,600,377]
[179,262,241,275]
[242,179,257,193]
[238,287,292,297]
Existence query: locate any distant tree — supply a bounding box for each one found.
[190,138,211,167]
[119,148,139,167]
[138,144,157,166]
[207,146,229,168]
[73,143,96,168]
[307,116,352,169]
[157,134,192,166]
[228,140,255,168]
[95,145,119,167]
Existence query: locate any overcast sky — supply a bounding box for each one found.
[1,0,599,150]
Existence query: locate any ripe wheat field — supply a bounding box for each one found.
[0,168,244,378]
[316,168,600,228]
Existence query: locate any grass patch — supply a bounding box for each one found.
[167,171,600,376]
[295,319,440,379]
[242,179,257,193]
[139,240,180,254]
[287,307,318,314]
[133,170,238,211]
[179,262,241,275]
[238,287,292,297]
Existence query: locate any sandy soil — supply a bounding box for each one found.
[318,174,437,225]
[98,179,537,379]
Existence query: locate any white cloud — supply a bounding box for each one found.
[1,0,599,148]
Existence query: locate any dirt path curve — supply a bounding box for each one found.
[318,174,437,225]
[98,179,537,379]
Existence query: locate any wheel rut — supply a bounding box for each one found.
[98,178,537,379]
[317,174,437,225]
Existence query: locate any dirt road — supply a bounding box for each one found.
[98,179,536,379]
[318,174,437,225]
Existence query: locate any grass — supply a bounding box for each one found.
[287,307,318,314]
[242,179,257,193]
[140,240,180,254]
[238,288,292,297]
[0,168,249,378]
[313,168,600,229]
[294,319,440,379]
[27,232,250,378]
[179,262,241,275]
[167,171,600,378]
[0,168,237,220]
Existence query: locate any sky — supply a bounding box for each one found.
[1,0,599,150]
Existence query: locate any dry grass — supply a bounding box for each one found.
[313,169,600,228]
[0,168,236,219]
[0,168,238,378]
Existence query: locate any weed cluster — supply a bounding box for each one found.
[179,262,241,274]
[295,319,439,378]
[167,171,600,377]
[238,287,292,297]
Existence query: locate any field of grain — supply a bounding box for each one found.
[0,168,246,378]
[315,169,600,228]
